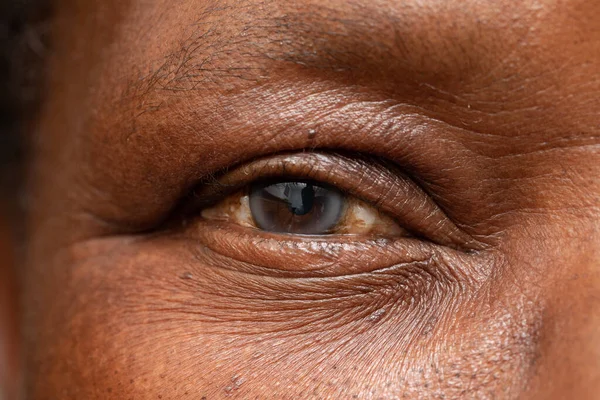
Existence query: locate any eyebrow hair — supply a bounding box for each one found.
[112,0,540,147]
[124,6,371,94]
[122,1,476,105]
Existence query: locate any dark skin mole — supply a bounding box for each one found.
[14,0,600,399]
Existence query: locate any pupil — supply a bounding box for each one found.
[286,183,315,215]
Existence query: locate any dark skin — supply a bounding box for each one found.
[17,0,600,398]
[1,212,18,399]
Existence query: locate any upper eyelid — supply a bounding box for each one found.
[189,152,402,209]
[183,151,479,251]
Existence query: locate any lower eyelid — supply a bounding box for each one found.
[186,218,436,278]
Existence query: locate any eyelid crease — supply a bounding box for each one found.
[184,151,478,250]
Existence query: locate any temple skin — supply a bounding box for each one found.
[18,0,600,398]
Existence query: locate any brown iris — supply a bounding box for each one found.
[249,181,345,235]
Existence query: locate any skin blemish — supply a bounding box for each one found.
[180,272,194,280]
[367,308,387,322]
[336,198,406,236]
[201,193,255,228]
[224,375,245,394]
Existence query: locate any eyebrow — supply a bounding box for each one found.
[123,1,488,106]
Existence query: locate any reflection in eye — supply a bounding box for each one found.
[250,181,344,234]
[201,179,406,237]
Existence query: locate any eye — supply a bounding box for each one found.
[201,179,405,236]
[182,151,472,248]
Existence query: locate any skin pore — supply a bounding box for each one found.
[21,0,599,398]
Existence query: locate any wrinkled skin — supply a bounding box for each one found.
[21,0,600,398]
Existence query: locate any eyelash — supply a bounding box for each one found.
[177,151,473,250]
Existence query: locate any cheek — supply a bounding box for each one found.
[25,236,546,399]
[507,220,600,397]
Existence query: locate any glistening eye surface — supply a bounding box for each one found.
[194,152,473,246]
[249,181,344,234]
